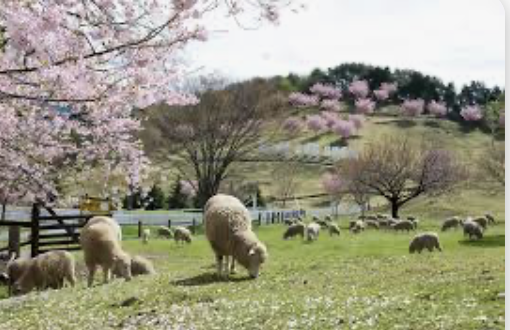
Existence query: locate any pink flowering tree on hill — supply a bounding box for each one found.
[321,171,346,216]
[460,105,483,122]
[427,101,448,117]
[0,0,297,205]
[401,99,425,117]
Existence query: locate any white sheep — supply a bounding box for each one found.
[173,226,192,244]
[391,220,415,232]
[13,250,76,295]
[157,226,173,238]
[204,194,268,279]
[463,221,483,240]
[86,216,122,241]
[472,216,488,230]
[283,223,305,240]
[350,220,365,234]
[113,255,155,277]
[80,220,132,287]
[306,223,321,241]
[409,233,442,254]
[142,228,151,244]
[441,216,462,231]
[3,256,31,295]
[365,220,380,230]
[328,223,341,236]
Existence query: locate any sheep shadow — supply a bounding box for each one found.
[458,235,505,248]
[171,272,252,287]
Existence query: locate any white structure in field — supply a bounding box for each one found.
[258,142,357,161]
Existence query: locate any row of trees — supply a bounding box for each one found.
[280,63,504,123]
[122,179,195,210]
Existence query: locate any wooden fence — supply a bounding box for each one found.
[0,203,109,258]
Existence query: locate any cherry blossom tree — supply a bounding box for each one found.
[282,117,304,135]
[321,171,346,216]
[355,98,375,115]
[460,105,483,121]
[348,80,370,99]
[348,114,364,130]
[427,101,448,117]
[306,115,327,134]
[332,120,355,139]
[0,0,297,205]
[401,99,425,117]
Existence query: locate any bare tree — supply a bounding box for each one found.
[149,78,284,207]
[339,136,467,218]
[479,142,505,187]
[271,157,301,208]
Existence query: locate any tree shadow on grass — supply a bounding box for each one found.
[171,272,252,287]
[373,119,417,128]
[458,235,505,248]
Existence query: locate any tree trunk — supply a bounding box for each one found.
[390,200,400,218]
[1,201,6,221]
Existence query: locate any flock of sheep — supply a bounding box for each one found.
[0,194,498,297]
[282,212,497,254]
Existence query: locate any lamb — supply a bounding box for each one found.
[306,223,321,241]
[365,220,380,230]
[409,233,442,254]
[350,220,365,234]
[328,223,341,236]
[142,228,151,245]
[463,221,484,240]
[80,219,132,287]
[472,216,488,230]
[283,223,305,239]
[173,226,192,244]
[204,194,268,279]
[441,216,462,231]
[391,220,415,232]
[13,250,76,295]
[157,226,173,238]
[85,216,122,241]
[113,255,156,278]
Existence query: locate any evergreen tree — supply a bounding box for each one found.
[145,184,166,210]
[167,179,189,209]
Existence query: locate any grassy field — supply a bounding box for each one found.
[0,213,504,330]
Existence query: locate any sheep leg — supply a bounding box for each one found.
[230,258,236,275]
[87,265,97,288]
[103,267,111,284]
[216,255,224,277]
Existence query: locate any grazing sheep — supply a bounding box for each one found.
[142,228,151,245]
[85,216,122,241]
[357,215,366,220]
[376,214,390,220]
[3,256,31,295]
[351,220,365,234]
[407,216,416,222]
[365,220,380,230]
[365,215,378,221]
[391,220,415,232]
[485,213,496,225]
[283,223,305,240]
[463,221,484,240]
[80,220,132,287]
[328,223,341,236]
[472,216,488,230]
[114,255,155,277]
[283,218,296,226]
[13,250,76,295]
[378,220,390,230]
[409,233,442,254]
[387,218,400,227]
[349,220,357,229]
[324,215,333,222]
[173,226,192,244]
[157,226,173,238]
[316,220,329,229]
[306,223,321,241]
[441,216,462,231]
[204,194,268,279]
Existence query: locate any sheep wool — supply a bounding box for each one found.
[409,233,442,254]
[14,250,76,295]
[205,194,267,279]
[173,226,192,244]
[157,226,173,238]
[306,223,321,241]
[80,221,132,287]
[328,223,341,236]
[283,223,306,239]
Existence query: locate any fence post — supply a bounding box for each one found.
[257,213,262,226]
[168,219,172,228]
[138,221,143,238]
[31,203,40,257]
[8,226,20,258]
[192,218,196,234]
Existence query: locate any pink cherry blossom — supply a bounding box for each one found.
[321,99,342,111]
[288,92,319,107]
[310,83,342,100]
[283,117,304,134]
[380,82,398,94]
[306,115,327,133]
[427,101,448,117]
[401,99,425,117]
[332,120,355,138]
[322,172,346,196]
[373,89,389,101]
[349,80,370,99]
[355,98,376,115]
[460,105,483,121]
[321,111,340,128]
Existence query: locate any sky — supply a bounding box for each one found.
[186,0,505,89]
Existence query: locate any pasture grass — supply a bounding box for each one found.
[0,217,504,330]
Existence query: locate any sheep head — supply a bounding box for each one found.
[246,243,268,279]
[113,252,132,281]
